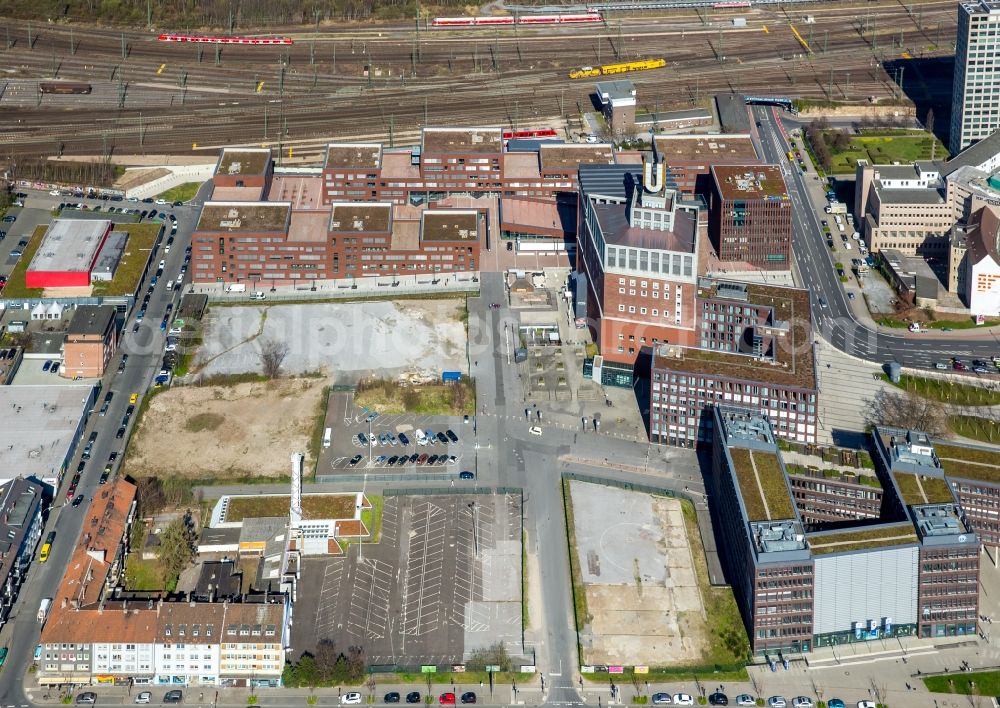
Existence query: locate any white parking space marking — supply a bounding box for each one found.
[401,500,447,637]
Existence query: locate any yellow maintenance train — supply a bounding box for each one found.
[569,58,666,79]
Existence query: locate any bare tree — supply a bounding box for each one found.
[864,388,946,436]
[258,338,290,378]
[925,107,936,136]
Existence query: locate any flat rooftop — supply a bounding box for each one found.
[330,203,392,233]
[217,148,270,177]
[224,493,361,523]
[422,210,479,241]
[875,187,946,205]
[539,144,615,172]
[28,219,110,273]
[422,127,502,155]
[808,524,918,556]
[655,281,815,389]
[0,385,93,479]
[502,152,542,180]
[935,442,1000,484]
[325,143,382,170]
[197,202,290,233]
[727,447,796,522]
[500,198,576,235]
[713,165,788,200]
[67,305,115,337]
[655,134,758,162]
[381,151,420,180]
[269,176,322,210]
[893,471,955,506]
[287,211,329,244]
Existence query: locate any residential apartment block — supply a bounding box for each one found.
[61,305,118,379]
[950,0,1000,154]
[709,165,792,269]
[38,477,289,688]
[650,280,817,446]
[712,410,980,658]
[654,134,760,197]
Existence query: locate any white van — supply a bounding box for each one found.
[323,428,332,449]
[250,291,266,301]
[415,429,427,445]
[166,280,174,291]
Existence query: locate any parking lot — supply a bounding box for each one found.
[292,493,523,666]
[318,392,476,480]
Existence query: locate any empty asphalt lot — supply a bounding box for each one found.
[292,493,523,666]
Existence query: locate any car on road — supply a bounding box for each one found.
[129,392,139,404]
[135,692,152,704]
[825,701,844,708]
[76,693,97,704]
[427,454,439,465]
[529,426,542,435]
[438,694,456,706]
[709,694,729,706]
[365,412,379,423]
[818,297,827,308]
[847,292,855,300]
[460,693,476,705]
[386,455,399,466]
[374,455,387,465]
[116,426,127,439]
[735,697,756,707]
[446,429,458,442]
[672,696,693,707]
[792,699,813,708]
[406,693,421,704]
[341,694,362,705]
[651,694,672,705]
[384,693,401,703]
[42,360,53,372]
[358,433,369,446]
[856,703,876,708]
[460,471,475,480]
[954,361,970,371]
[348,454,362,467]
[767,698,786,708]
[164,690,183,704]
[436,431,449,444]
[416,453,428,465]
[396,455,408,467]
[398,432,410,446]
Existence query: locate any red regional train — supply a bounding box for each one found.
[158,34,294,45]
[431,13,602,27]
[502,129,559,139]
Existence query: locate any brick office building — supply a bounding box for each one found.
[650,279,818,446]
[654,135,760,197]
[212,148,274,200]
[709,165,792,269]
[62,305,117,379]
[576,155,701,368]
[322,128,617,206]
[712,410,981,657]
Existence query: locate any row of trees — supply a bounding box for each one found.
[803,117,849,173]
[282,641,366,688]
[9,157,119,189]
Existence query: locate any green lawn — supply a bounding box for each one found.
[157,182,202,204]
[354,377,475,415]
[827,132,949,173]
[887,373,1000,406]
[924,670,1000,696]
[124,553,164,591]
[950,415,1000,444]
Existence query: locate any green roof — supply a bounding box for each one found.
[893,472,954,506]
[808,524,918,555]
[935,442,1000,484]
[728,447,796,522]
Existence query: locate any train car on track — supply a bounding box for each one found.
[39,82,92,94]
[569,57,666,79]
[431,13,601,27]
[502,129,560,139]
[157,34,294,45]
[713,1,751,7]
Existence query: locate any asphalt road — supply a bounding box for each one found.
[0,188,204,708]
[754,106,1000,368]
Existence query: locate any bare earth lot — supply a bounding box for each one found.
[193,299,467,381]
[570,482,705,667]
[125,378,326,479]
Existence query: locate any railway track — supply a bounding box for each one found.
[2,0,958,159]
